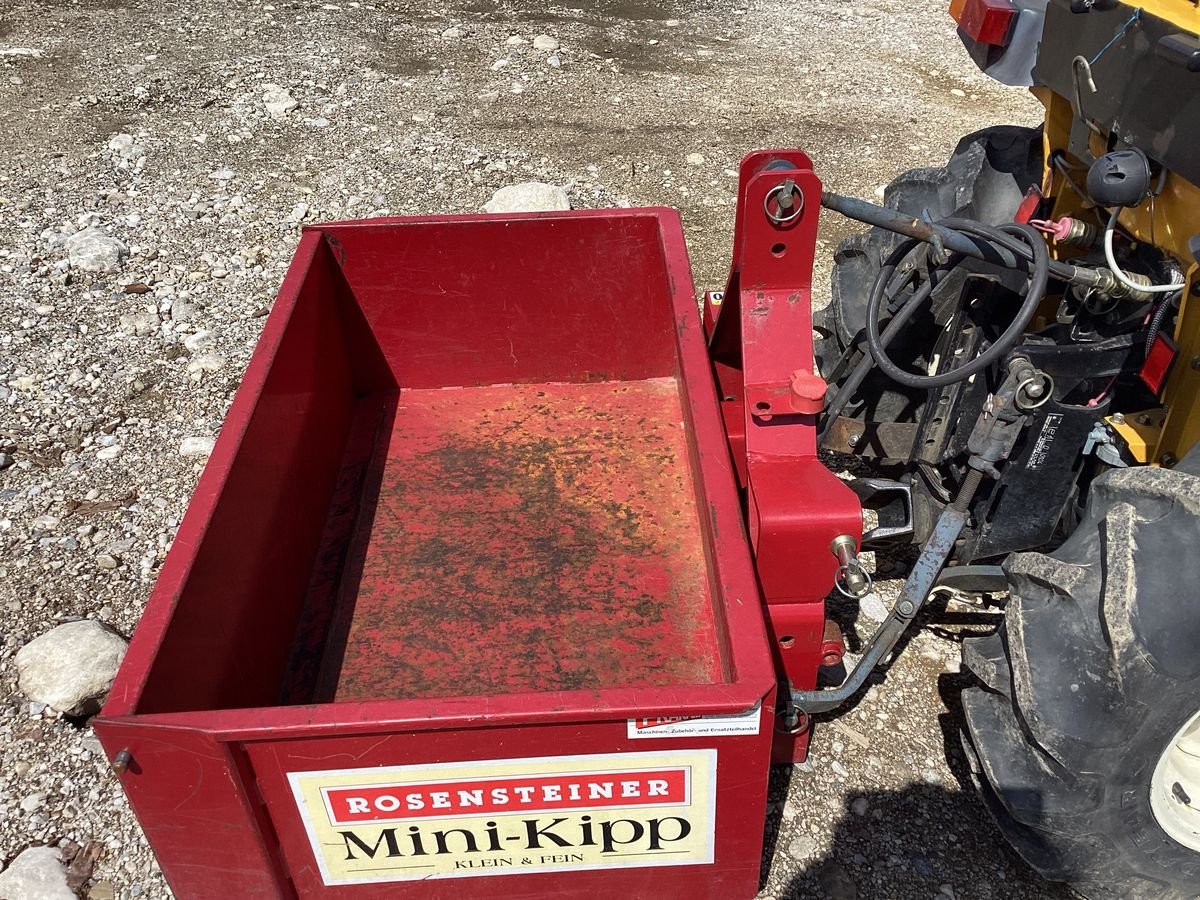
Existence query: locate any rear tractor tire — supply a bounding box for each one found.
[961,455,1200,899]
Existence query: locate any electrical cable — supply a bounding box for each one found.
[1104,208,1184,294]
[1144,289,1182,357]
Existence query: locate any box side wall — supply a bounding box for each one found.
[135,240,368,713]
[655,212,776,693]
[92,720,292,898]
[321,214,679,388]
[246,711,774,899]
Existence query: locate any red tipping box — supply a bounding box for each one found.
[95,210,777,898]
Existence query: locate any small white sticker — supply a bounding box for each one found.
[627,702,761,739]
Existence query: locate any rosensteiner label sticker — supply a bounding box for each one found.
[287,749,717,886]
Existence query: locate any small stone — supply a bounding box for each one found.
[859,592,889,623]
[831,760,849,778]
[262,83,298,119]
[441,26,464,39]
[484,182,570,214]
[287,202,309,224]
[65,228,128,273]
[209,167,236,181]
[686,152,705,165]
[547,55,561,68]
[0,846,75,900]
[851,797,869,816]
[96,554,120,569]
[816,860,857,900]
[15,620,128,715]
[505,35,527,46]
[20,793,44,812]
[14,760,31,776]
[106,133,143,163]
[532,34,560,51]
[950,88,966,97]
[922,767,943,785]
[170,297,197,322]
[788,834,815,859]
[95,445,122,461]
[32,515,59,530]
[180,436,216,458]
[186,353,227,375]
[122,282,152,294]
[89,882,116,900]
[183,329,214,352]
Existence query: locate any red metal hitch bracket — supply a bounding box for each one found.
[706,150,864,763]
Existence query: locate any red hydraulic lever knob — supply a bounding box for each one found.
[790,370,827,414]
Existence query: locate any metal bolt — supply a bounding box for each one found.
[897,599,916,617]
[847,432,862,447]
[111,749,132,776]
[1191,356,1200,371]
[1111,412,1125,425]
[1137,414,1153,426]
[1160,452,1177,468]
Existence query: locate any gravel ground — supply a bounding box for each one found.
[0,1,1067,897]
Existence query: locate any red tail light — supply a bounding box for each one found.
[950,0,1017,47]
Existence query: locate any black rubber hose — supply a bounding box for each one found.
[865,222,1050,390]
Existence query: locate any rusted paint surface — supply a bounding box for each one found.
[324,377,721,702]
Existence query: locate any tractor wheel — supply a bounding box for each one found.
[817,125,1042,418]
[961,455,1200,899]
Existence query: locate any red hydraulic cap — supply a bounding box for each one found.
[950,0,1017,47]
[790,369,827,414]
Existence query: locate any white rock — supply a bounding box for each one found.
[180,436,216,458]
[183,329,214,352]
[483,182,570,214]
[286,202,309,224]
[859,592,889,623]
[0,847,75,900]
[187,352,227,375]
[120,310,158,335]
[0,47,44,58]
[19,793,44,812]
[65,228,128,273]
[686,152,705,165]
[831,760,849,778]
[96,554,120,569]
[441,26,464,39]
[106,133,143,162]
[532,34,560,51]
[95,445,123,461]
[262,83,298,119]
[209,167,236,181]
[547,55,561,68]
[15,621,128,716]
[788,834,815,859]
[505,35,527,46]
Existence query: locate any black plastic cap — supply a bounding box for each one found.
[1086,149,1152,207]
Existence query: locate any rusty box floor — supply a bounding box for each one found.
[305,378,723,703]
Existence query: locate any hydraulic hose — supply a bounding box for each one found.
[864,222,1050,390]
